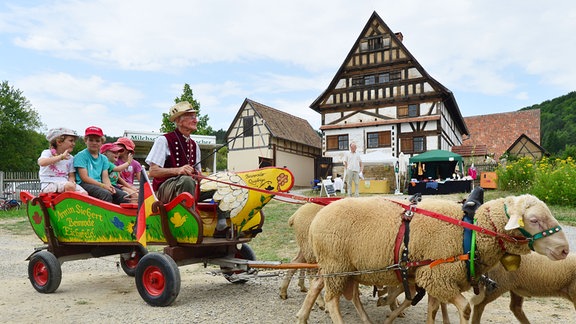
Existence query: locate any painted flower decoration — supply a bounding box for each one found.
[277,173,288,188]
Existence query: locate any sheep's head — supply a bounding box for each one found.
[504,194,569,261]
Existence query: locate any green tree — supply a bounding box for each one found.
[216,145,228,171]
[0,81,44,171]
[160,84,213,135]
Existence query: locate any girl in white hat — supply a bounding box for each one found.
[38,127,87,194]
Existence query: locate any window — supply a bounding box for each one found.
[390,71,401,81]
[243,116,253,137]
[326,134,349,151]
[408,104,419,117]
[360,36,391,52]
[367,131,391,148]
[364,75,375,85]
[398,104,419,118]
[413,137,425,153]
[352,77,363,87]
[259,157,274,168]
[378,73,390,83]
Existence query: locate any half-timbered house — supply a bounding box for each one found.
[226,98,322,188]
[311,11,468,178]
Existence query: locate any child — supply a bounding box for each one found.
[101,143,138,202]
[38,127,87,194]
[114,137,142,186]
[74,126,128,204]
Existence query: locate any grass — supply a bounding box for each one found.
[250,199,301,262]
[2,190,575,262]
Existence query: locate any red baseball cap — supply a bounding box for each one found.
[100,143,122,154]
[85,126,104,137]
[114,137,135,152]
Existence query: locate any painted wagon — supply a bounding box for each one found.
[22,166,294,306]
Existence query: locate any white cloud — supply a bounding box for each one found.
[13,72,154,135]
[2,0,576,135]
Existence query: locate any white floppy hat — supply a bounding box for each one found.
[46,127,78,142]
[168,101,198,122]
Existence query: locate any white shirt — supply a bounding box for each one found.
[38,149,75,188]
[345,151,362,173]
[145,135,202,173]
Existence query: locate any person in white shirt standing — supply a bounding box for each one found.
[343,142,363,197]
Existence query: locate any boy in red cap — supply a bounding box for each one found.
[73,126,129,204]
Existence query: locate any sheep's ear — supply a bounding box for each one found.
[505,214,522,230]
[504,196,529,230]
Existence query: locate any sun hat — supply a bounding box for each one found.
[168,101,198,122]
[114,137,135,152]
[46,127,78,142]
[100,143,122,154]
[85,126,104,137]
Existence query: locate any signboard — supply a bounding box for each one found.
[322,179,336,197]
[123,131,217,145]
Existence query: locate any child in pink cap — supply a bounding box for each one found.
[101,143,138,202]
[114,137,142,186]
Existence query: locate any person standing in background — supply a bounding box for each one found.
[343,142,363,197]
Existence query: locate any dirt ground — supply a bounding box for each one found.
[0,218,574,323]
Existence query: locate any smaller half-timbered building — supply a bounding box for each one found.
[226,99,322,188]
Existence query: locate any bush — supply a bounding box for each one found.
[531,157,576,207]
[497,156,576,207]
[496,157,535,192]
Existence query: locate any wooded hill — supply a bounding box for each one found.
[520,91,576,155]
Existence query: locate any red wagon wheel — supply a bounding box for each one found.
[135,253,181,306]
[119,246,148,277]
[28,251,62,293]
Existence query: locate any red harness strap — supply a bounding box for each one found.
[389,200,530,244]
[393,219,406,283]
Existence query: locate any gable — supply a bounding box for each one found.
[310,11,467,136]
[226,98,321,149]
[506,134,548,160]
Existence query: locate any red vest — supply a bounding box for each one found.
[152,130,197,191]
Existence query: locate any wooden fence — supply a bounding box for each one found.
[0,171,40,198]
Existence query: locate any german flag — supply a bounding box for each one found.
[135,169,156,247]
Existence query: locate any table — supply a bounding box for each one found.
[408,180,472,195]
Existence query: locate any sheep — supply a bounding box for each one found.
[279,203,407,314]
[470,252,576,324]
[279,203,323,304]
[296,194,569,324]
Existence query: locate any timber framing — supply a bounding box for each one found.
[311,11,468,161]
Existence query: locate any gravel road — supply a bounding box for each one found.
[1,218,574,323]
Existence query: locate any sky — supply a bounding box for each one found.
[1,0,575,137]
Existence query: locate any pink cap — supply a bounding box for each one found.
[100,143,122,154]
